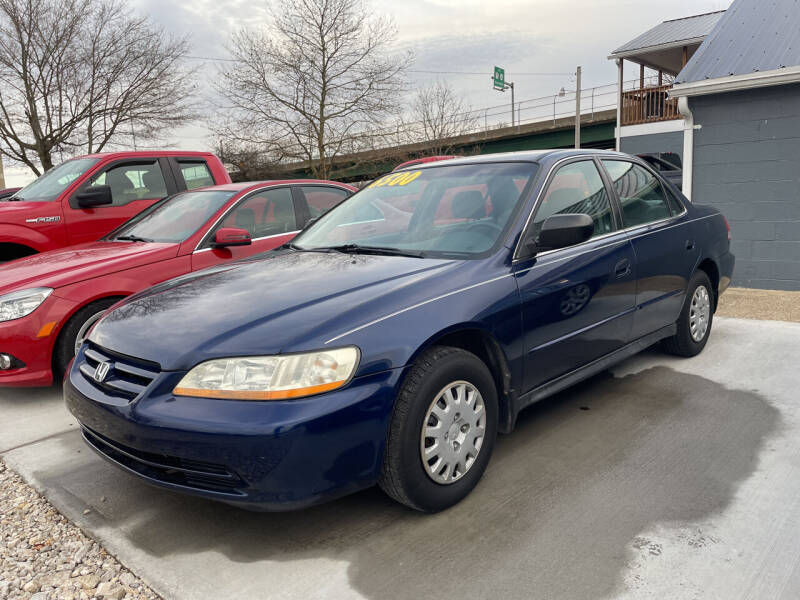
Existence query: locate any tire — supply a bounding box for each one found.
[662,270,714,357]
[52,298,121,382]
[379,346,498,512]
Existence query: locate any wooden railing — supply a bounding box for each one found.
[621,84,680,126]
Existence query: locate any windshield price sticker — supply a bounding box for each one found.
[368,170,422,189]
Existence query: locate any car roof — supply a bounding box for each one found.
[199,180,357,193]
[398,149,633,170]
[73,150,218,160]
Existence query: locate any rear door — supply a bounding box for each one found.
[515,158,637,392]
[600,159,697,340]
[191,186,300,270]
[65,158,177,245]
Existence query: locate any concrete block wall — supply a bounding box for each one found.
[690,83,800,291]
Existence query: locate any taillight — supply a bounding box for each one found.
[724,216,731,241]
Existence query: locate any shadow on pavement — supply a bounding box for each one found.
[34,366,780,600]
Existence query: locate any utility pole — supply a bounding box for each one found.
[575,66,582,149]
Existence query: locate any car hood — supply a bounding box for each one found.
[90,250,462,370]
[0,241,179,293]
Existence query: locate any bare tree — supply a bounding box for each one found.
[411,80,478,152]
[0,0,195,175]
[214,0,409,180]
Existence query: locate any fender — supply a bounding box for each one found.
[0,223,50,253]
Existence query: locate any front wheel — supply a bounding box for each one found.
[379,346,498,512]
[53,298,121,382]
[662,270,714,357]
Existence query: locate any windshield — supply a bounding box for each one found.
[108,190,236,243]
[293,162,537,258]
[11,158,99,202]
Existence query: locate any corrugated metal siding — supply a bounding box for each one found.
[690,83,800,291]
[612,11,725,55]
[676,0,800,83]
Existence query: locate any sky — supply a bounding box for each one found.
[5,0,731,187]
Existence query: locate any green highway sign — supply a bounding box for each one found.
[493,66,505,89]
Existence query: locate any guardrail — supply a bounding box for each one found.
[621,84,680,126]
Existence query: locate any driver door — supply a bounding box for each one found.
[65,160,173,245]
[514,158,637,393]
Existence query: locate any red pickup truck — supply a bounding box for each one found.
[0,151,231,261]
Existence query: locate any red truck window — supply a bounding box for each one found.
[179,161,215,190]
[89,161,168,205]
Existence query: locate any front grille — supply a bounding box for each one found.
[82,426,246,496]
[78,343,160,400]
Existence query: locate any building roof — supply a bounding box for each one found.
[676,0,800,84]
[611,11,726,56]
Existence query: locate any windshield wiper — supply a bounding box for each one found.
[322,244,426,258]
[114,234,153,243]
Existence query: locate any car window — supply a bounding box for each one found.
[89,161,167,206]
[531,160,616,240]
[179,161,214,190]
[109,190,235,243]
[210,187,296,243]
[294,162,537,258]
[602,160,672,228]
[664,186,686,215]
[301,186,350,218]
[12,158,99,202]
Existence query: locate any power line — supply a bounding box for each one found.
[183,55,573,76]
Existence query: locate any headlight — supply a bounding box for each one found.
[173,347,360,401]
[0,287,53,322]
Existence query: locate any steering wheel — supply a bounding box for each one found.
[465,220,503,237]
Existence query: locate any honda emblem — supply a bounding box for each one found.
[94,362,111,383]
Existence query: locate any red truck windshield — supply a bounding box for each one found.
[11,158,99,202]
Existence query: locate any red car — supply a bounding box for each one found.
[0,151,231,261]
[0,179,355,386]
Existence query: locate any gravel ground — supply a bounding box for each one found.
[718,287,800,323]
[0,460,161,600]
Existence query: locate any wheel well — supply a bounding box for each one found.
[697,259,720,309]
[0,242,37,262]
[51,295,127,369]
[425,329,515,434]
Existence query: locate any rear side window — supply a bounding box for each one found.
[179,161,214,190]
[532,160,616,240]
[665,186,686,215]
[301,186,350,218]
[89,161,167,206]
[602,160,671,228]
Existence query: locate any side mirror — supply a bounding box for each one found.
[76,185,113,208]
[213,227,251,248]
[531,214,594,253]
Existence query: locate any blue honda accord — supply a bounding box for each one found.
[65,150,734,512]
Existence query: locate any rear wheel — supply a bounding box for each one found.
[53,298,121,382]
[662,270,714,357]
[379,346,498,512]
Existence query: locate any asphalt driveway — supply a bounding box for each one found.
[2,317,799,600]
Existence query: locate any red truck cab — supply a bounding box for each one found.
[0,151,231,261]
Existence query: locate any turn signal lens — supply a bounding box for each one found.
[173,347,360,401]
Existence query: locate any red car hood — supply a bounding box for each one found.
[0,241,179,294]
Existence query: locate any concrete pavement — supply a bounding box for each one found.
[2,317,799,599]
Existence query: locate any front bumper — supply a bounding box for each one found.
[65,346,406,510]
[0,295,79,387]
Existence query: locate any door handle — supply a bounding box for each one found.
[685,240,696,250]
[614,259,631,278]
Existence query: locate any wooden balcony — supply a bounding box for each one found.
[621,84,680,126]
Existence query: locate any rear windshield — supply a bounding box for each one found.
[108,190,235,243]
[12,158,100,202]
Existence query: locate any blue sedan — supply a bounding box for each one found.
[65,150,734,512]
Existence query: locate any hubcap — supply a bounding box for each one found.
[420,381,486,485]
[74,311,106,356]
[689,285,711,342]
